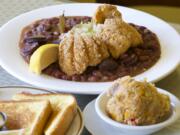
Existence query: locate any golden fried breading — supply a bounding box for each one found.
[81,33,109,66]
[93,4,143,58]
[96,18,130,58]
[73,32,89,74]
[81,33,101,66]
[118,21,143,47]
[59,25,109,75]
[59,4,143,75]
[59,31,76,76]
[93,36,109,60]
[93,4,122,24]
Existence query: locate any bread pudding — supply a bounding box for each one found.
[106,76,171,125]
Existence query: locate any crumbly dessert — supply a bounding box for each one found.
[106,76,171,126]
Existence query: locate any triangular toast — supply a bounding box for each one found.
[13,93,77,135]
[0,100,51,135]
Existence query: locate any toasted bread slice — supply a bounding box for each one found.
[13,93,77,135]
[0,100,51,135]
[0,129,24,135]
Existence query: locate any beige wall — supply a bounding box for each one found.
[74,0,96,2]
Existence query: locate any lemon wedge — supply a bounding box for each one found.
[29,44,59,74]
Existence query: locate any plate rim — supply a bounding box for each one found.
[0,3,180,94]
[0,86,84,135]
[0,85,55,93]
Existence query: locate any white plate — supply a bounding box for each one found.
[83,89,180,135]
[0,3,180,94]
[171,23,180,33]
[0,86,84,135]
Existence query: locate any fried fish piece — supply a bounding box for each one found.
[96,18,130,58]
[59,24,109,75]
[59,4,143,75]
[94,4,143,58]
[81,33,109,66]
[73,32,89,74]
[59,31,76,76]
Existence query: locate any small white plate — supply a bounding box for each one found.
[84,98,180,135]
[0,3,180,94]
[0,86,84,135]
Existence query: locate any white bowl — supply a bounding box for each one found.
[95,88,180,135]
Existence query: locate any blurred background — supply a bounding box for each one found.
[74,0,180,23]
[78,0,180,6]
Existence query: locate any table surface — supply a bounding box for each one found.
[0,0,180,135]
[132,6,180,24]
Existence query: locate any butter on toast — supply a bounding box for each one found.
[0,100,51,135]
[13,93,77,135]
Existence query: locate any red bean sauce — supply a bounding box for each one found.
[19,16,161,82]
